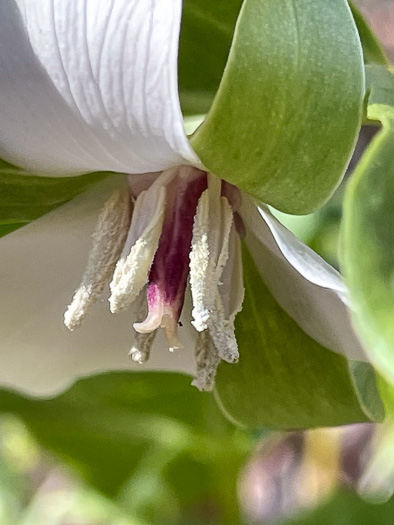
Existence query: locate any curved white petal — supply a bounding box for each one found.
[0,0,198,175]
[0,177,195,397]
[261,206,348,300]
[241,199,368,362]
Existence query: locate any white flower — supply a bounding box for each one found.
[0,0,367,396]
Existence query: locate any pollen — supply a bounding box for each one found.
[64,190,131,331]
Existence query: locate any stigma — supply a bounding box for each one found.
[64,166,245,391]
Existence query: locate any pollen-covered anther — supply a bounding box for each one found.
[190,174,234,332]
[192,330,221,392]
[189,190,210,330]
[208,313,239,364]
[109,184,167,313]
[208,225,244,363]
[64,189,131,331]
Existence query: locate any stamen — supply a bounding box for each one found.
[129,331,156,364]
[109,184,166,313]
[189,191,210,329]
[208,225,244,363]
[208,305,239,363]
[65,166,245,390]
[64,190,131,331]
[190,176,234,331]
[192,330,221,392]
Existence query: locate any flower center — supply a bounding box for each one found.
[64,166,244,390]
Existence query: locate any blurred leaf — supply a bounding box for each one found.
[0,373,251,525]
[0,160,107,236]
[191,0,364,214]
[214,247,384,431]
[349,2,389,65]
[349,378,394,504]
[342,66,394,385]
[285,489,394,525]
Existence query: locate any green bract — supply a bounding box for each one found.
[191,0,364,214]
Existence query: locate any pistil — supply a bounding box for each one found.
[134,167,208,348]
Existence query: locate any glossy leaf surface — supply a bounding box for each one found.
[191,0,364,213]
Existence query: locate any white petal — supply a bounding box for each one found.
[240,199,368,361]
[0,0,198,175]
[0,177,195,397]
[260,206,348,300]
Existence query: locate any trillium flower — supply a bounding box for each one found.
[0,0,368,397]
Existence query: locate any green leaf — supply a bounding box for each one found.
[0,373,251,525]
[190,0,364,214]
[178,0,242,115]
[0,159,107,236]
[349,2,389,65]
[341,68,394,386]
[365,65,394,121]
[214,246,384,430]
[287,489,394,525]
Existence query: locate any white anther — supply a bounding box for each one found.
[109,184,166,313]
[189,174,234,332]
[208,225,244,363]
[192,330,221,392]
[189,190,210,330]
[64,189,131,331]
